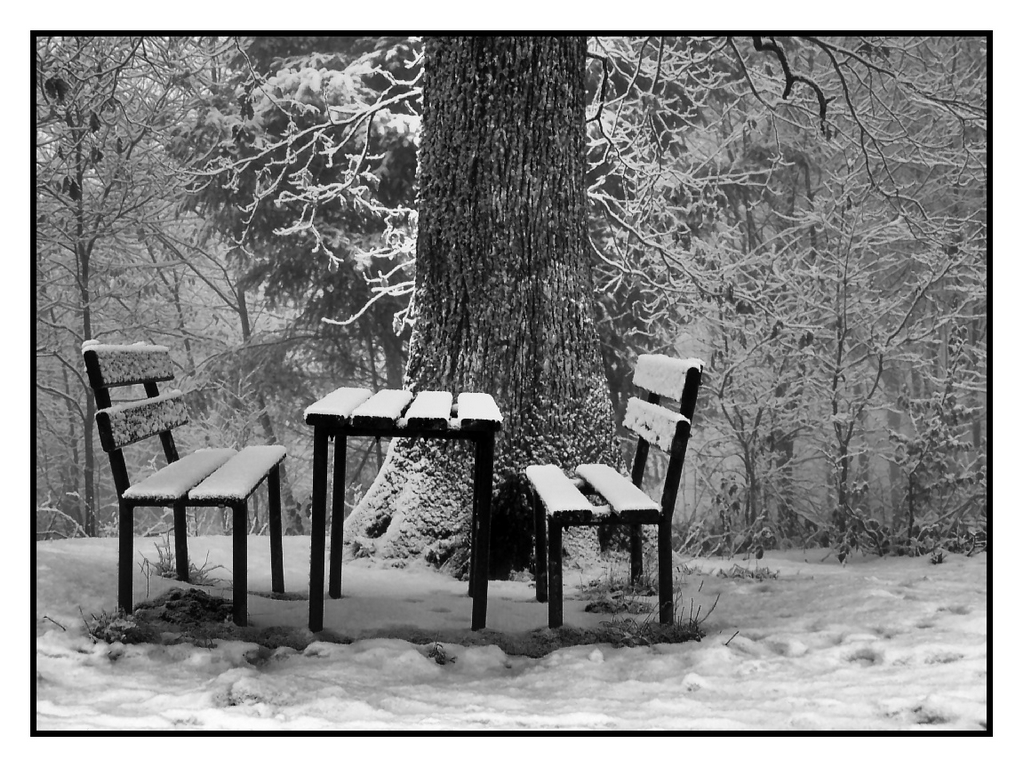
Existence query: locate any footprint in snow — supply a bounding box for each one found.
[844,646,884,666]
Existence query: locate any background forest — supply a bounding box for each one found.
[34,35,988,565]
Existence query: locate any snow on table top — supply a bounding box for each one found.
[525,464,595,513]
[623,396,688,452]
[189,445,287,502]
[456,393,503,425]
[122,448,235,502]
[633,354,704,399]
[575,463,659,512]
[305,388,501,430]
[398,391,454,427]
[304,387,372,421]
[352,389,415,422]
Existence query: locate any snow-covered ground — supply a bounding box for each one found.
[33,534,988,732]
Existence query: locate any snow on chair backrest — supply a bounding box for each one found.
[95,390,189,452]
[623,396,689,453]
[627,354,704,522]
[82,341,175,392]
[626,354,704,490]
[633,354,704,402]
[82,340,184,467]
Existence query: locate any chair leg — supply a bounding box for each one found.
[173,500,189,582]
[548,521,563,629]
[658,519,673,625]
[268,465,284,594]
[328,436,346,599]
[309,426,329,632]
[468,441,479,599]
[233,503,248,627]
[629,523,643,586]
[533,490,548,603]
[118,500,134,615]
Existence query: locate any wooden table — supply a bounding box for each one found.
[303,387,503,631]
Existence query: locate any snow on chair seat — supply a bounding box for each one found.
[189,445,288,504]
[526,464,596,514]
[121,448,235,502]
[575,464,660,521]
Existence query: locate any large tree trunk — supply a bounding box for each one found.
[346,36,618,578]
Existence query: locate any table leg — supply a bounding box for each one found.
[268,465,284,594]
[329,434,347,599]
[471,433,494,630]
[308,426,329,632]
[468,447,478,599]
[232,502,248,627]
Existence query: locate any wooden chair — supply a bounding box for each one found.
[82,340,287,626]
[526,354,703,628]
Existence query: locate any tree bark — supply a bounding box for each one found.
[346,36,618,578]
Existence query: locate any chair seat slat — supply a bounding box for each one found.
[575,464,659,512]
[525,464,594,513]
[121,449,235,502]
[189,446,288,503]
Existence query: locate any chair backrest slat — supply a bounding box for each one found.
[96,391,188,452]
[623,397,689,453]
[83,341,175,391]
[633,354,704,400]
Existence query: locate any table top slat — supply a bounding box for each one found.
[304,387,372,423]
[456,392,503,427]
[400,391,454,429]
[351,389,415,427]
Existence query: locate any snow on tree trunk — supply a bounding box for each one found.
[346,36,618,578]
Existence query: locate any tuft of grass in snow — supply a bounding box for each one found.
[138,533,225,596]
[717,562,779,581]
[580,570,652,616]
[587,562,721,647]
[579,551,661,616]
[599,590,716,648]
[81,607,156,645]
[426,639,457,665]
